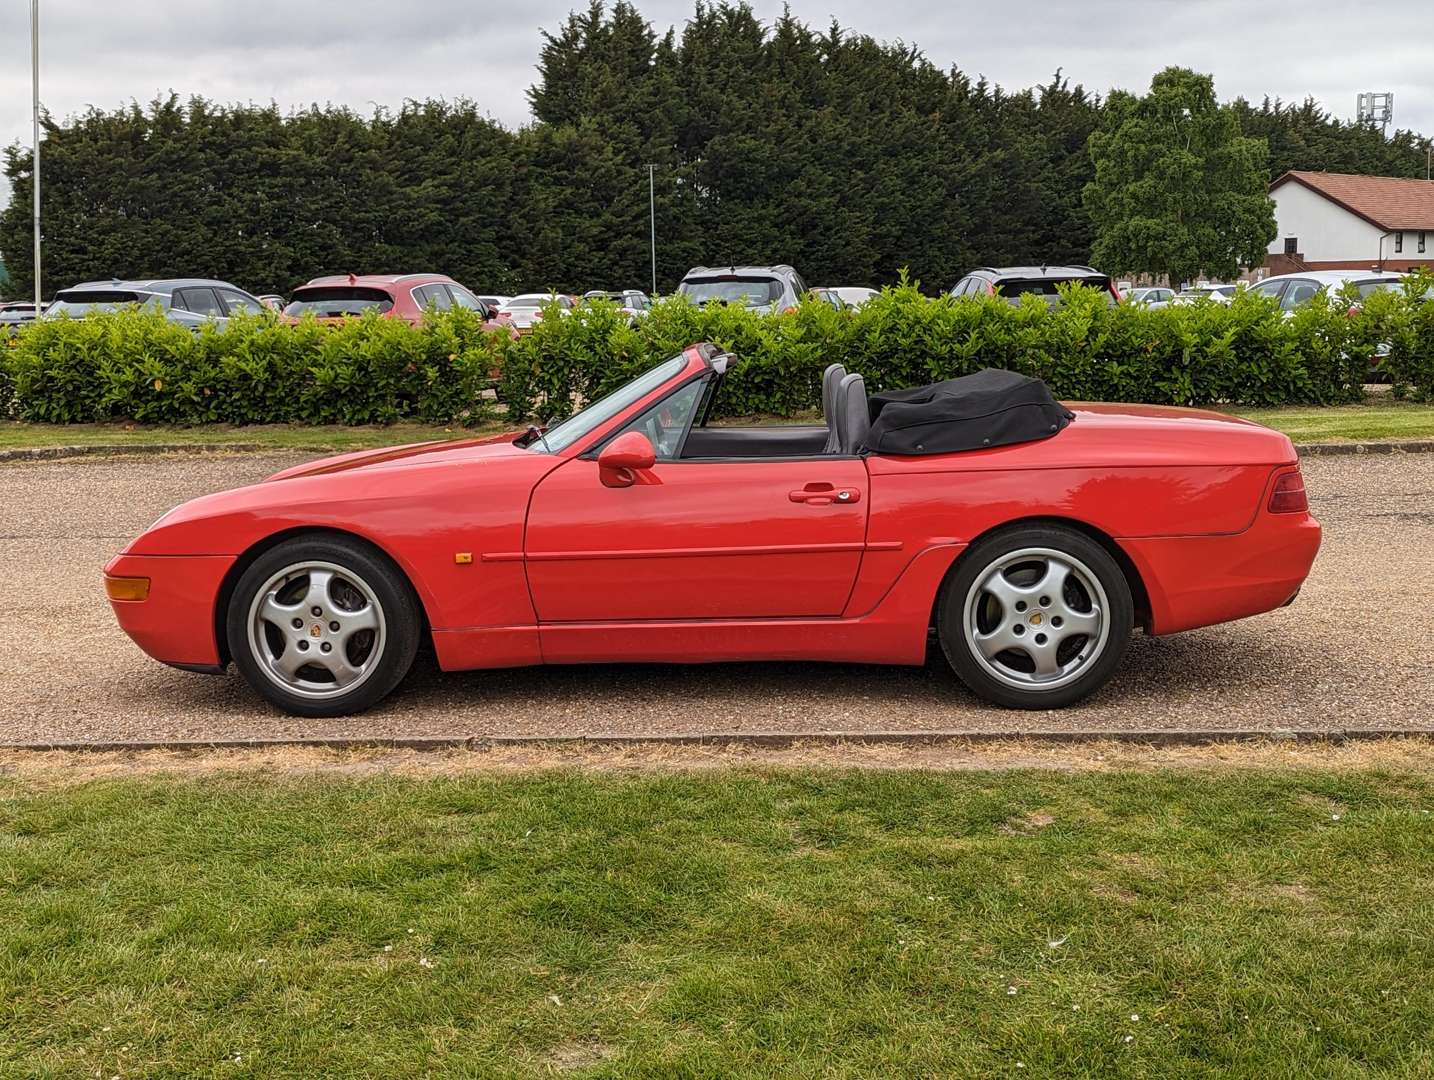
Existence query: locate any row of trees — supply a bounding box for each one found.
[2,1,1431,299]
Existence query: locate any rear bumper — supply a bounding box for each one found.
[1119,512,1321,635]
[104,553,236,667]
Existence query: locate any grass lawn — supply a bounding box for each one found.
[4,765,1434,1077]
[1226,399,1434,442]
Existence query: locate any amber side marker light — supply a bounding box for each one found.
[104,575,151,602]
[1268,471,1308,514]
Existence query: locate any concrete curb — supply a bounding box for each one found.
[0,443,262,462]
[1296,440,1434,456]
[6,729,1434,754]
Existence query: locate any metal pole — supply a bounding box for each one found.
[30,0,41,311]
[647,163,656,296]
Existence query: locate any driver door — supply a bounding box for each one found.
[523,377,869,622]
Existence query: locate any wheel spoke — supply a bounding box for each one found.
[980,572,1027,611]
[340,605,379,636]
[1032,558,1072,600]
[259,593,300,627]
[1058,607,1101,640]
[302,569,334,614]
[317,651,365,687]
[975,622,1023,661]
[274,645,309,679]
[1030,642,1062,677]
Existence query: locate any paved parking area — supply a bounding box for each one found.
[1,450,1430,744]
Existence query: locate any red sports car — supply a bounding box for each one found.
[104,344,1320,716]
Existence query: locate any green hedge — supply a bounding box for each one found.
[4,276,1432,426]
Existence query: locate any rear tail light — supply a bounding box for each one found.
[783,306,797,314]
[1268,470,1308,514]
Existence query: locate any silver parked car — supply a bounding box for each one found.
[583,290,651,318]
[1,300,44,336]
[1170,283,1239,305]
[830,286,879,307]
[677,264,808,314]
[499,293,575,331]
[45,278,268,329]
[1248,269,1409,314]
[1126,287,1175,308]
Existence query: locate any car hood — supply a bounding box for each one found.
[265,432,532,482]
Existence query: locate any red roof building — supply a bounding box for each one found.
[1266,170,1434,274]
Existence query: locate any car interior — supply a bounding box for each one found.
[645,361,870,460]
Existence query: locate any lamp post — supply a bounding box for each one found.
[646,163,657,296]
[30,0,42,311]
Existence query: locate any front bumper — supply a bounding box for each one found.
[104,553,237,667]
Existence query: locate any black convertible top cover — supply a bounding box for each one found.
[865,368,1073,455]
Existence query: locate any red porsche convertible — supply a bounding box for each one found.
[104,344,1320,716]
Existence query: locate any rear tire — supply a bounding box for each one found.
[937,525,1132,709]
[226,535,421,717]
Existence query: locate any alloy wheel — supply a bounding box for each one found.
[962,546,1110,691]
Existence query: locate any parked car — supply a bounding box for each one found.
[950,266,1121,305]
[476,295,512,310]
[500,293,576,331]
[284,274,511,332]
[583,290,651,318]
[811,287,848,310]
[105,342,1320,718]
[1127,287,1175,307]
[1170,284,1239,305]
[1248,270,1408,314]
[256,294,287,311]
[0,300,43,336]
[44,278,267,329]
[830,286,878,308]
[677,265,808,313]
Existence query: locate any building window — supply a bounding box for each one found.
[1283,237,1298,255]
[1395,232,1404,253]
[1421,232,1427,254]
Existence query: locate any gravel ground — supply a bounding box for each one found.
[1,451,1430,744]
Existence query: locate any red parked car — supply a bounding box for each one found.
[283,273,513,333]
[104,344,1320,717]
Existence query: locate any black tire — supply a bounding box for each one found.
[937,524,1133,710]
[226,534,421,717]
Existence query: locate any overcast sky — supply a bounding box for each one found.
[3,0,1433,207]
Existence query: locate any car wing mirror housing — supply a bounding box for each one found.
[598,431,657,488]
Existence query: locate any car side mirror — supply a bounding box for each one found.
[598,431,656,488]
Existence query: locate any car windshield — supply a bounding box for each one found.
[47,290,154,315]
[678,277,782,307]
[530,354,689,454]
[284,287,394,317]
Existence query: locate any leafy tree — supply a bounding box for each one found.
[4,8,1434,301]
[1084,67,1275,285]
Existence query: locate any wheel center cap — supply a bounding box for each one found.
[1028,611,1044,626]
[310,624,323,638]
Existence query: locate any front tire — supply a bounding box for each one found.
[937,525,1132,709]
[226,535,421,717]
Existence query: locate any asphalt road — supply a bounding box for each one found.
[1,450,1430,744]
